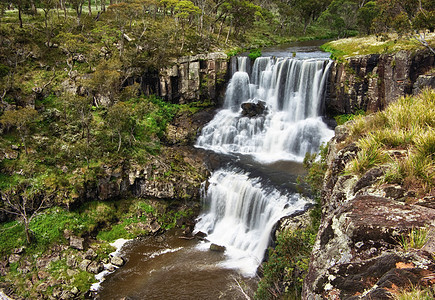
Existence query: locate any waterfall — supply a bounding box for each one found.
[196,56,334,162]
[194,55,333,277]
[195,168,306,276]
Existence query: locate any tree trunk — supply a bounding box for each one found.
[30,0,37,15]
[20,134,28,155]
[117,131,122,152]
[88,0,92,16]
[24,222,32,244]
[18,4,23,28]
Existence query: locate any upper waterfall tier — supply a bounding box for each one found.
[196,56,334,162]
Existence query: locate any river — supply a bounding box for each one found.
[97,41,333,299]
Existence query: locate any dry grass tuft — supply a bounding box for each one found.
[345,88,435,194]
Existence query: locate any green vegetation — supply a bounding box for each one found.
[321,34,435,60]
[0,198,194,256]
[255,226,317,299]
[248,49,262,60]
[334,109,365,125]
[397,227,429,251]
[344,89,435,194]
[392,286,435,300]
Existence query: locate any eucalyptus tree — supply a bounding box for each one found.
[175,0,201,50]
[0,107,38,155]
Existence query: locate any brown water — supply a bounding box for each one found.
[98,40,329,299]
[97,229,259,299]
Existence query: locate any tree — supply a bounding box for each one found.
[40,0,57,45]
[106,101,135,152]
[64,93,93,145]
[0,107,38,155]
[1,182,47,244]
[68,0,85,24]
[175,0,201,50]
[55,32,89,75]
[357,1,378,34]
[82,59,123,105]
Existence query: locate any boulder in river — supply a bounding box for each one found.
[241,101,267,118]
[210,244,226,252]
[110,256,125,267]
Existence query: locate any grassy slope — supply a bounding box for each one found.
[321,33,435,60]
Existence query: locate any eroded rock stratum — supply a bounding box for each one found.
[303,126,435,300]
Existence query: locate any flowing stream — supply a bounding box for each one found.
[98,42,334,299]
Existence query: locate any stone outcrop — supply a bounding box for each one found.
[124,52,229,105]
[327,50,435,115]
[78,147,209,203]
[302,126,435,300]
[241,101,267,118]
[59,52,229,107]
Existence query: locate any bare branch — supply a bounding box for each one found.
[414,32,435,55]
[232,276,251,300]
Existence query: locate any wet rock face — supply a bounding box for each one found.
[327,50,435,115]
[303,131,435,300]
[241,101,267,118]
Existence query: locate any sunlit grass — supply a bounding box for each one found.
[391,285,434,300]
[397,227,429,251]
[321,33,435,59]
[345,88,435,193]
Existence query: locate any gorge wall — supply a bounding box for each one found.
[124,52,229,105]
[326,49,435,115]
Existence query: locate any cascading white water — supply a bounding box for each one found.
[196,56,334,162]
[195,168,306,276]
[194,55,333,277]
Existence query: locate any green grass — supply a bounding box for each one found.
[334,109,365,125]
[321,33,435,60]
[344,88,435,193]
[397,227,429,251]
[392,286,434,300]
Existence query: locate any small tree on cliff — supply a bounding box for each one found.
[0,107,38,155]
[106,101,135,152]
[0,182,48,244]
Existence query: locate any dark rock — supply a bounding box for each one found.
[84,249,97,260]
[382,184,406,200]
[326,49,434,115]
[66,255,77,268]
[12,247,25,255]
[241,101,267,118]
[194,231,207,240]
[210,244,226,252]
[413,74,435,95]
[8,254,20,264]
[303,194,435,299]
[87,261,104,274]
[353,167,385,193]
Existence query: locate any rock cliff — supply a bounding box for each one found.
[302,125,435,299]
[326,49,435,115]
[124,52,229,105]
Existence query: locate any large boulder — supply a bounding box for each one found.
[303,195,435,299]
[241,101,267,118]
